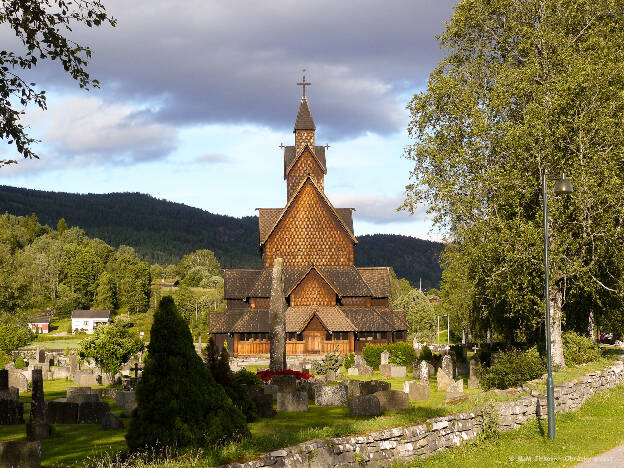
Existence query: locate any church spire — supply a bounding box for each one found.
[294,71,316,132]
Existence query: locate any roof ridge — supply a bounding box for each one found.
[284,143,327,178]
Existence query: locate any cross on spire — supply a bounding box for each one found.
[297,69,311,99]
[324,144,331,150]
[279,143,285,149]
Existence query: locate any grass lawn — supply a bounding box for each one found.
[404,384,624,468]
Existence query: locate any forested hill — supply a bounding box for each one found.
[0,185,444,288]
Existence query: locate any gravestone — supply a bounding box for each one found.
[276,391,308,412]
[78,402,110,424]
[263,383,279,401]
[360,380,390,395]
[354,355,367,368]
[51,367,71,380]
[8,372,27,393]
[419,361,430,384]
[468,355,482,389]
[46,401,79,424]
[373,390,409,412]
[76,373,99,387]
[441,355,454,379]
[101,412,122,429]
[348,395,381,417]
[379,364,391,378]
[115,391,136,416]
[347,367,359,376]
[357,364,373,377]
[248,389,274,418]
[436,368,454,392]
[290,361,303,372]
[445,379,467,404]
[67,387,99,404]
[26,369,49,441]
[325,370,337,382]
[390,366,407,378]
[403,380,430,401]
[0,399,24,424]
[0,387,18,402]
[270,374,297,393]
[380,350,390,365]
[314,384,348,406]
[0,441,41,468]
[347,380,363,398]
[269,257,287,371]
[37,349,46,364]
[70,354,78,373]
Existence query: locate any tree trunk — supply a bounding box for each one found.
[487,327,492,345]
[588,309,595,341]
[550,289,565,368]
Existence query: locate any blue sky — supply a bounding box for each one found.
[0,0,457,241]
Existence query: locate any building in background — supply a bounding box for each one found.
[71,310,111,334]
[28,316,51,334]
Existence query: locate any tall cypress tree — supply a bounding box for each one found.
[126,297,248,451]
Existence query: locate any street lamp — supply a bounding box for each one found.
[543,170,573,439]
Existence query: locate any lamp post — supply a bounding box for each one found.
[543,170,573,439]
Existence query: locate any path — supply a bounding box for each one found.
[576,444,624,467]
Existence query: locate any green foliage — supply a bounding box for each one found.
[481,348,545,390]
[57,218,68,235]
[78,323,144,380]
[14,357,26,369]
[449,344,467,364]
[391,289,436,343]
[177,250,221,283]
[418,345,433,362]
[0,322,34,354]
[94,271,116,310]
[174,285,196,323]
[54,284,82,317]
[311,348,344,374]
[362,342,417,369]
[0,351,11,369]
[126,297,248,451]
[478,401,499,442]
[563,331,600,366]
[343,353,355,370]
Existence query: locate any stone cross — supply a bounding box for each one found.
[472,345,479,353]
[30,369,45,423]
[131,363,142,379]
[269,257,287,370]
[324,144,331,150]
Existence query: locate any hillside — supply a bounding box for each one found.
[0,185,443,287]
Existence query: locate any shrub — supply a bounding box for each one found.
[418,345,433,362]
[14,357,26,369]
[125,297,248,451]
[361,343,386,369]
[343,353,355,370]
[311,348,343,374]
[450,344,467,364]
[563,331,600,366]
[477,347,492,368]
[0,352,10,369]
[480,347,545,390]
[362,342,417,369]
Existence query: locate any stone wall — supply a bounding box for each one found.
[222,359,624,467]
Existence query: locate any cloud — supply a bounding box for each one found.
[42,97,177,165]
[193,153,230,164]
[331,193,427,224]
[6,0,456,139]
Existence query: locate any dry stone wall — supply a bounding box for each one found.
[222,359,624,467]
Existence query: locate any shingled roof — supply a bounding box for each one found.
[342,307,395,332]
[317,266,372,297]
[224,269,262,299]
[294,98,316,131]
[231,309,269,333]
[209,310,246,333]
[283,145,326,179]
[358,267,392,298]
[381,308,409,331]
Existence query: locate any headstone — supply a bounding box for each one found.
[270,374,297,393]
[76,373,99,387]
[101,412,122,430]
[67,387,99,404]
[290,361,303,372]
[419,361,430,383]
[403,380,430,401]
[46,401,79,424]
[347,367,359,376]
[8,372,27,393]
[445,379,467,404]
[263,383,279,401]
[325,370,337,382]
[297,380,323,401]
[348,395,381,417]
[373,390,409,412]
[380,351,390,365]
[314,384,348,406]
[437,368,454,392]
[390,366,407,378]
[0,387,19,402]
[0,400,24,424]
[354,355,367,368]
[248,389,274,418]
[78,402,110,424]
[441,355,454,379]
[357,365,373,377]
[468,355,482,389]
[70,354,78,373]
[0,369,7,390]
[26,369,49,441]
[379,364,392,378]
[37,349,46,364]
[269,257,287,371]
[276,391,308,412]
[51,366,71,380]
[360,380,390,395]
[115,391,136,417]
[0,441,41,468]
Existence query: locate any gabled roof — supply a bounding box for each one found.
[29,316,50,324]
[72,310,110,319]
[319,266,372,297]
[283,144,327,179]
[285,265,340,297]
[246,266,308,298]
[342,307,395,332]
[224,269,262,299]
[381,308,409,331]
[358,267,392,298]
[259,176,358,246]
[231,309,269,333]
[294,98,316,131]
[210,310,246,333]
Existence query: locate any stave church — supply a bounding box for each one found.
[210,76,407,356]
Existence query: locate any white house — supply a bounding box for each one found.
[71,310,111,334]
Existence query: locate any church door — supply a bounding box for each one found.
[304,331,323,354]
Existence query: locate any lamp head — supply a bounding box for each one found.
[554,173,573,195]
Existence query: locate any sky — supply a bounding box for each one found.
[0,0,457,241]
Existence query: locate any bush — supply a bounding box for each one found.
[256,369,313,382]
[361,343,385,369]
[311,348,343,374]
[477,347,492,368]
[0,352,10,369]
[362,342,417,369]
[450,344,467,364]
[126,297,248,451]
[418,345,433,362]
[480,347,545,390]
[14,357,26,369]
[343,353,355,370]
[563,331,600,366]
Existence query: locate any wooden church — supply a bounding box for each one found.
[210,77,407,356]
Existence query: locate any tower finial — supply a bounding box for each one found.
[297,69,311,99]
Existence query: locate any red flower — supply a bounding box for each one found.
[256,369,314,382]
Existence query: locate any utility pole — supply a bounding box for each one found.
[437,315,440,345]
[447,314,450,345]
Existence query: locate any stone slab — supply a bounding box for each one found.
[373,390,409,412]
[403,380,430,401]
[379,364,392,378]
[314,384,348,406]
[437,368,454,392]
[46,401,79,424]
[390,366,407,378]
[78,402,110,424]
[276,391,308,412]
[349,394,381,417]
[0,441,41,468]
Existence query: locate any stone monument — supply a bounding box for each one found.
[269,257,287,371]
[26,369,49,440]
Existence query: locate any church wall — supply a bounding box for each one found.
[295,130,315,154]
[290,269,337,306]
[372,298,390,307]
[341,297,371,307]
[263,183,354,267]
[250,297,270,308]
[287,150,325,199]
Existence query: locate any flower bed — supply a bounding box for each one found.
[256,369,314,382]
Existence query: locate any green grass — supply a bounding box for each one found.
[527,357,617,392]
[23,338,84,350]
[404,384,624,467]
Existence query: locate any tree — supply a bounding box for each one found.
[392,289,436,343]
[78,323,144,382]
[176,249,221,282]
[174,285,196,323]
[56,218,68,235]
[1,0,116,167]
[0,322,34,356]
[125,296,248,451]
[404,0,624,363]
[94,271,116,310]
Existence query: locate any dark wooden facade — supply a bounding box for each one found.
[210,87,408,356]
